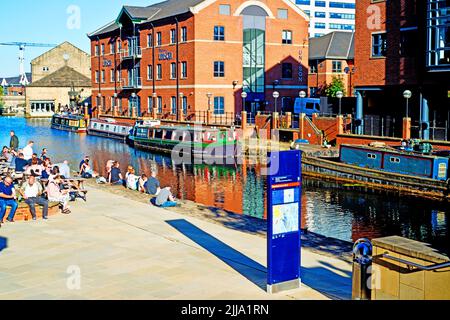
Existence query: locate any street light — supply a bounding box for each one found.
[241,91,248,112]
[336,91,344,116]
[273,91,280,113]
[131,92,137,116]
[299,91,307,99]
[403,90,412,118]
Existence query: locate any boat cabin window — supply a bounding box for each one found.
[164,130,174,140]
[389,157,401,164]
[439,163,447,178]
[136,127,149,138]
[93,123,97,128]
[122,127,127,133]
[54,118,60,124]
[106,125,110,131]
[155,129,163,139]
[173,131,186,142]
[367,153,377,159]
[100,124,105,130]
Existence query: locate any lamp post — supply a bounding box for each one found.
[131,92,136,117]
[403,90,412,119]
[299,91,307,99]
[241,91,248,113]
[336,91,344,116]
[273,91,280,114]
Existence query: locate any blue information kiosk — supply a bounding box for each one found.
[267,150,302,294]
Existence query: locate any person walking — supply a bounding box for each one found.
[19,175,49,220]
[0,176,18,226]
[9,131,19,152]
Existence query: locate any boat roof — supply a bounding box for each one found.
[91,118,133,127]
[53,114,84,120]
[137,124,232,132]
[341,144,443,159]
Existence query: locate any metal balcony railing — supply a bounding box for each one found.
[120,77,142,90]
[121,47,142,60]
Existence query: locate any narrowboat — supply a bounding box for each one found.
[87,118,134,141]
[128,122,240,162]
[51,114,87,133]
[339,144,449,181]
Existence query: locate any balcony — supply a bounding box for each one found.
[120,77,142,90]
[121,47,142,61]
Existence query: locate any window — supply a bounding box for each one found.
[157,32,162,46]
[214,97,225,115]
[181,27,187,42]
[101,44,105,56]
[157,64,162,80]
[110,70,115,82]
[117,70,121,82]
[111,96,116,107]
[282,30,292,44]
[367,153,377,159]
[315,22,326,29]
[181,62,187,78]
[214,61,225,77]
[372,33,387,57]
[332,61,342,73]
[147,65,153,80]
[95,45,99,56]
[42,66,49,72]
[315,12,326,18]
[118,41,122,52]
[277,9,288,19]
[101,70,105,83]
[400,29,417,57]
[157,97,163,113]
[282,63,293,79]
[390,157,401,164]
[310,61,318,73]
[148,96,153,112]
[171,96,177,114]
[182,96,188,115]
[110,42,115,54]
[170,63,177,79]
[147,33,153,47]
[214,26,225,41]
[219,4,231,15]
[170,29,176,44]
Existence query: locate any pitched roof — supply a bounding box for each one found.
[88,0,205,38]
[28,66,91,88]
[309,31,355,60]
[1,73,32,85]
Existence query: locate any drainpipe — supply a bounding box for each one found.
[175,16,180,121]
[151,23,156,96]
[96,36,101,109]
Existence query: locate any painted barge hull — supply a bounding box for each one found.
[51,123,87,133]
[302,156,450,200]
[87,129,128,141]
[133,138,240,162]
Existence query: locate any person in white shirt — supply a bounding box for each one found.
[54,160,71,179]
[19,175,49,220]
[22,141,34,161]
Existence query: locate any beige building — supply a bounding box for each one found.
[25,42,91,117]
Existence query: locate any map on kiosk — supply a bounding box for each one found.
[272,189,300,236]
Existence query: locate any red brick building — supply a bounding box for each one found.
[353,0,450,139]
[88,0,309,122]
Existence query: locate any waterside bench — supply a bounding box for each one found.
[1,201,61,222]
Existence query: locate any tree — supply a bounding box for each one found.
[324,76,346,98]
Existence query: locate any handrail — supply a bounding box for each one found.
[382,253,450,271]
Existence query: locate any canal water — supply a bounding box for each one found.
[1,117,449,255]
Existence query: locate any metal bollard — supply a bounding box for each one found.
[352,238,373,300]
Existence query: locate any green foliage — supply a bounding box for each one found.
[323,76,346,98]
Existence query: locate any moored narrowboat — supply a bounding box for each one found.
[51,114,87,133]
[128,123,240,162]
[340,144,449,181]
[87,118,134,141]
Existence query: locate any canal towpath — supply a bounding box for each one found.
[0,183,352,300]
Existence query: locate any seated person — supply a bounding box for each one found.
[14,153,29,173]
[105,160,115,176]
[152,187,177,208]
[79,156,89,172]
[46,175,71,214]
[0,176,18,224]
[146,171,161,196]
[108,161,124,185]
[2,146,13,164]
[54,160,71,179]
[41,158,53,180]
[28,153,43,166]
[19,175,49,220]
[40,148,49,161]
[125,166,139,191]
[80,159,96,179]
[138,174,148,193]
[25,158,45,177]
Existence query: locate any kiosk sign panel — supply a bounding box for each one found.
[267,150,302,293]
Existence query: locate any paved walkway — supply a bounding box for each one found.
[0,187,352,300]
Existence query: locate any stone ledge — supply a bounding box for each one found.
[373,236,449,264]
[3,202,61,222]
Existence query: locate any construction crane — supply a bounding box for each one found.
[0,42,57,86]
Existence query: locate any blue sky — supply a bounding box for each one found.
[0,0,159,77]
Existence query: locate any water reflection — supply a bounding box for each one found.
[0,117,448,255]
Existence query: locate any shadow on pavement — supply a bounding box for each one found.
[166,219,267,291]
[301,260,353,300]
[0,236,7,253]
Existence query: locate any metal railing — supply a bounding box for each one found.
[382,253,450,271]
[120,77,142,90]
[120,47,142,60]
[210,112,235,126]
